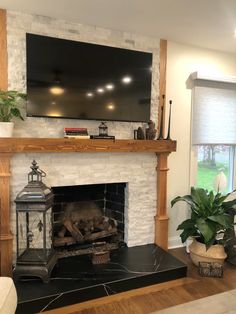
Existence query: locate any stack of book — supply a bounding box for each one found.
[64,128,90,139]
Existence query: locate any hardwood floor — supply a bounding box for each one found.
[44,247,236,314]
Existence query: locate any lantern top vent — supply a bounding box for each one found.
[15,160,53,206]
[28,160,46,183]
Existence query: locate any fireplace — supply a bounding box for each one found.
[0,138,176,278]
[0,138,186,314]
[52,183,126,257]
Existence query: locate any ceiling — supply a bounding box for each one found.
[0,0,236,53]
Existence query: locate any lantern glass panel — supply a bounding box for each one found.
[17,212,27,258]
[17,208,53,263]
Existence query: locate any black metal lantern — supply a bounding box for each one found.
[14,160,57,283]
[99,121,108,136]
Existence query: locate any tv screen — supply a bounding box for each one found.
[26,33,152,122]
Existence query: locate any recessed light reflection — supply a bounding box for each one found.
[106,84,114,90]
[86,92,93,97]
[48,110,62,117]
[97,88,104,93]
[107,103,115,110]
[122,76,132,84]
[51,101,56,105]
[49,86,65,95]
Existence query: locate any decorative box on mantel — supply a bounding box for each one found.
[14,160,57,283]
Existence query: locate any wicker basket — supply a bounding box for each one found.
[92,250,110,264]
[198,261,223,278]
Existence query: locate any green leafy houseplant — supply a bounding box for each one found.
[0,90,26,122]
[171,187,236,249]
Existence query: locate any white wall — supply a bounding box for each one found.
[166,41,236,247]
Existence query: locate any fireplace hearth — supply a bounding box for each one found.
[15,244,187,314]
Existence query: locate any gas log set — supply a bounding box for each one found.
[54,201,119,249]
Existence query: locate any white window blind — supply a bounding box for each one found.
[192,77,236,145]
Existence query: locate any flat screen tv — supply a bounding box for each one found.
[26,33,152,122]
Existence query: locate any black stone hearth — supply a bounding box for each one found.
[15,244,187,314]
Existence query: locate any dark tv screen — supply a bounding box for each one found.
[26,33,152,122]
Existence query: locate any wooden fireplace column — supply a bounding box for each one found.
[0,138,176,276]
[0,153,13,276]
[155,153,169,250]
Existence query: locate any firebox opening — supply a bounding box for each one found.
[52,183,126,258]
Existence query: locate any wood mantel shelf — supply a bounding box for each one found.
[0,137,176,277]
[0,138,176,153]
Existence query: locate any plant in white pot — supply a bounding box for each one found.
[171,187,236,266]
[0,90,26,137]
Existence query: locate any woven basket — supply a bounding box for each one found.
[92,251,110,265]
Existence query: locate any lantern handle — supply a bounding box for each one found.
[28,160,46,182]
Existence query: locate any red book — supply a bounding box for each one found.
[64,127,87,131]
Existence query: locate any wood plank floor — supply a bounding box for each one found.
[44,247,236,314]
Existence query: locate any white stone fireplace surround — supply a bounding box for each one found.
[6,10,160,254]
[11,153,157,250]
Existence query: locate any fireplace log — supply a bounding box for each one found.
[54,227,118,247]
[83,228,117,241]
[58,226,67,238]
[63,219,83,241]
[54,236,76,247]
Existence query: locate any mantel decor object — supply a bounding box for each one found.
[157,94,165,140]
[14,160,57,283]
[99,122,108,137]
[157,96,173,140]
[146,120,157,140]
[137,127,145,139]
[91,121,115,139]
[165,100,172,140]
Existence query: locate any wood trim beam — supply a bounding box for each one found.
[0,9,8,90]
[0,138,177,154]
[158,39,167,134]
[0,153,13,276]
[155,153,169,250]
[0,9,12,277]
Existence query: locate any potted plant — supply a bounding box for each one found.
[171,187,236,266]
[0,90,26,137]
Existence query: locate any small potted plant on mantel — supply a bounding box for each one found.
[171,187,236,266]
[0,90,26,137]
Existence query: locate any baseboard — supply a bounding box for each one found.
[168,236,184,249]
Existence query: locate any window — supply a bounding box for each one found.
[196,145,235,193]
[190,72,236,193]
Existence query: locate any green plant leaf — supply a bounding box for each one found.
[177,219,195,231]
[208,214,232,228]
[10,108,24,120]
[0,90,26,122]
[222,199,236,210]
[179,229,196,243]
[196,217,215,243]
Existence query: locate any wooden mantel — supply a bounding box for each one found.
[0,138,176,276]
[0,138,176,153]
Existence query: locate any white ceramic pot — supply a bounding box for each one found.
[0,122,14,137]
[189,238,227,266]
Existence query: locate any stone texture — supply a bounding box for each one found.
[6,10,160,253]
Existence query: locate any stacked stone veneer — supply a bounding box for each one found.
[7,11,160,253]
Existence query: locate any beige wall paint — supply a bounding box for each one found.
[166,41,236,247]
